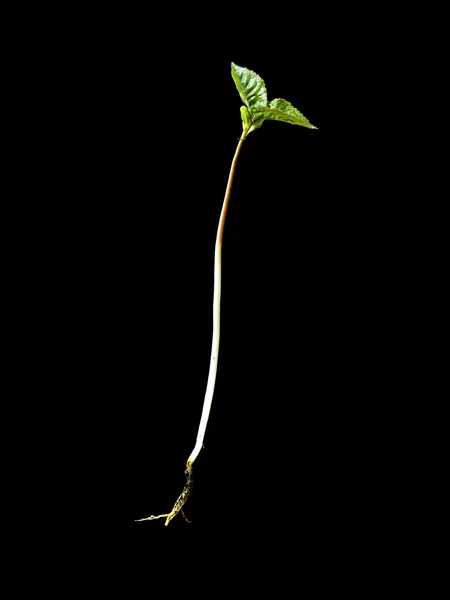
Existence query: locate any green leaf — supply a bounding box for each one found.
[248,113,265,134]
[240,106,252,133]
[231,63,268,112]
[259,98,317,129]
[239,107,265,137]
[231,63,317,137]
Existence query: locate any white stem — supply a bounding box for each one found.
[136,138,246,527]
[187,138,245,465]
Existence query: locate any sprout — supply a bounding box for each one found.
[136,62,316,526]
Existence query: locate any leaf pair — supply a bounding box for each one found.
[231,62,317,138]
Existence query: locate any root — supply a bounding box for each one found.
[135,463,194,527]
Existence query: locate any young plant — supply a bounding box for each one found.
[136,62,317,526]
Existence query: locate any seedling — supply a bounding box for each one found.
[136,63,317,526]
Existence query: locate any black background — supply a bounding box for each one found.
[12,4,415,595]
